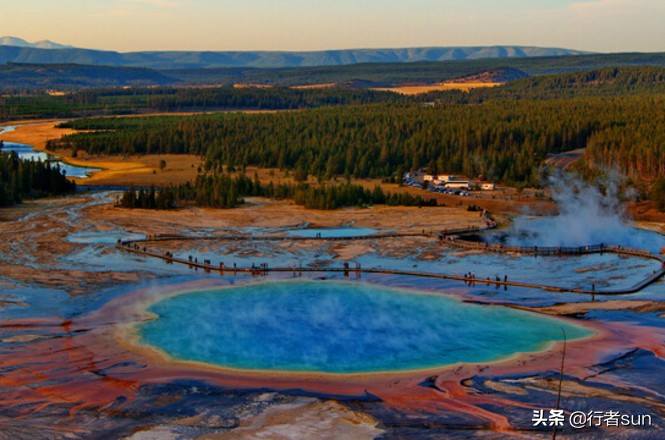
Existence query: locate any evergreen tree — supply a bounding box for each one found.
[0,151,76,207]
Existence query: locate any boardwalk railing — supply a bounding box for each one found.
[441,239,655,259]
[116,221,665,296]
[439,225,659,261]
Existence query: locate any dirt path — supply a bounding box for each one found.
[544,148,585,170]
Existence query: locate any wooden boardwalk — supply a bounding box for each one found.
[442,236,656,260]
[135,231,435,243]
[116,225,665,296]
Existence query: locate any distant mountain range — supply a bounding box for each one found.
[5,51,665,92]
[3,38,665,93]
[0,38,589,69]
[0,36,73,50]
[0,63,175,90]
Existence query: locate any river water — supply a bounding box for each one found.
[1,140,100,178]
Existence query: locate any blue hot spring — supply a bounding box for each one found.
[139,281,591,373]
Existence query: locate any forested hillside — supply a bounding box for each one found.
[201,52,665,85]
[0,86,408,120]
[4,65,664,206]
[0,63,176,91]
[470,66,665,100]
[118,175,436,210]
[5,66,665,121]
[3,51,665,92]
[56,93,665,188]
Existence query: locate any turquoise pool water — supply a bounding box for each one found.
[67,231,147,244]
[140,281,591,373]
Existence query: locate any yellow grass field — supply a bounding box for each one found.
[0,121,203,186]
[373,82,502,95]
[291,83,338,90]
[233,83,273,89]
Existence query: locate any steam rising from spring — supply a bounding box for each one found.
[139,281,589,373]
[505,174,664,252]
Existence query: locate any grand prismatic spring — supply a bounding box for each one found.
[138,281,592,374]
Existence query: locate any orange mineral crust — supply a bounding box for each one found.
[5,276,659,435]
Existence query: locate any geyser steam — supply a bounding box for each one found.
[505,174,664,251]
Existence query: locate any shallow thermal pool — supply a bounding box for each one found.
[286,227,380,238]
[139,281,591,373]
[67,231,147,244]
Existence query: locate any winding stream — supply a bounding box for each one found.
[1,124,100,178]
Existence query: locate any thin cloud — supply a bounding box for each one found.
[102,0,182,18]
[119,0,182,9]
[566,0,660,15]
[105,9,134,17]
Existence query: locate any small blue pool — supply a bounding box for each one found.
[286,228,380,238]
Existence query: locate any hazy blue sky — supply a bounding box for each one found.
[2,0,663,52]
